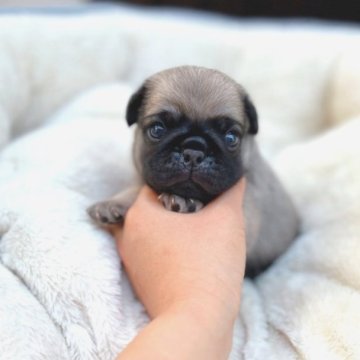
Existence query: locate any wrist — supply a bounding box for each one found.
[118,299,237,360]
[169,286,241,323]
[165,295,239,342]
[159,299,237,359]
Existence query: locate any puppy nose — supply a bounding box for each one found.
[183,149,205,165]
[181,136,207,166]
[181,136,207,165]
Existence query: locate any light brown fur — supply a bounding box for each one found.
[141,66,247,125]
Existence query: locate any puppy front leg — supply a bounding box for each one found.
[158,194,203,213]
[87,187,140,226]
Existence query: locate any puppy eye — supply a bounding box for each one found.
[148,122,166,140]
[224,130,240,149]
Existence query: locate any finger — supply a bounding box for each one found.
[201,179,246,214]
[124,185,171,229]
[131,186,180,217]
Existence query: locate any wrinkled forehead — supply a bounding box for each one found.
[143,72,245,122]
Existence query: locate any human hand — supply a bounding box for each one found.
[113,179,246,323]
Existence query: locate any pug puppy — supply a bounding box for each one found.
[88,66,299,275]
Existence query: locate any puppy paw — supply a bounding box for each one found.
[158,193,203,213]
[87,201,127,225]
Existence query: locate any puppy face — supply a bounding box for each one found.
[126,66,258,203]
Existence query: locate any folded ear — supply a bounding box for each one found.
[243,94,258,135]
[125,84,147,126]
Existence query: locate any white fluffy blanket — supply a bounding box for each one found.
[1,5,360,359]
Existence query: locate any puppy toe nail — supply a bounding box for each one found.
[111,209,120,218]
[114,213,124,221]
[158,194,168,206]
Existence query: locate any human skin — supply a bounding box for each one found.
[114,180,246,360]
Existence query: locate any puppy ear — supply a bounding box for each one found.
[243,95,258,135]
[126,84,147,126]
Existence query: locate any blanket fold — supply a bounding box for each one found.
[0,6,359,359]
